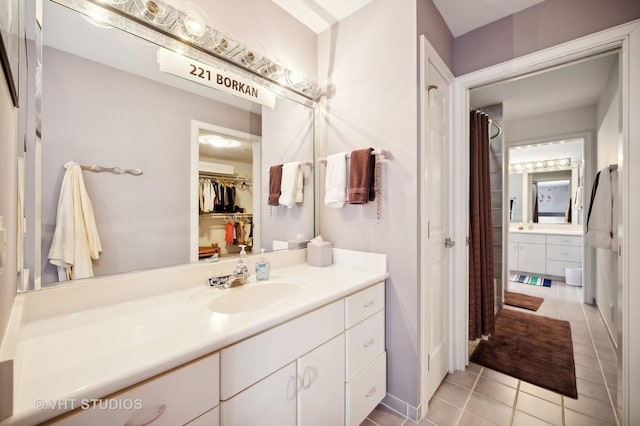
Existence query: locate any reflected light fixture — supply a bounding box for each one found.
[199,135,242,149]
[63,0,321,100]
[508,158,572,173]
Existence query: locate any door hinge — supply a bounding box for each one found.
[427,354,430,371]
[466,236,470,246]
[445,238,455,248]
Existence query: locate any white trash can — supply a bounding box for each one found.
[565,267,582,286]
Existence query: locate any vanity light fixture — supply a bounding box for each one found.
[509,157,572,173]
[62,0,321,100]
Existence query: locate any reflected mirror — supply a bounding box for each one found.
[20,0,317,290]
[508,138,584,225]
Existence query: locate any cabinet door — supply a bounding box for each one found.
[297,334,345,426]
[220,362,296,426]
[508,242,519,272]
[518,242,546,274]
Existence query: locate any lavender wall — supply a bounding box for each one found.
[40,47,260,284]
[454,0,640,76]
[318,0,420,411]
[416,0,454,71]
[261,98,315,249]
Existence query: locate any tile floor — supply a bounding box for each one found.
[363,281,620,426]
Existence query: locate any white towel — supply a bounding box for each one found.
[279,161,302,208]
[48,162,102,281]
[324,152,347,208]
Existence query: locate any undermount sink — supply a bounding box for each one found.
[190,279,308,314]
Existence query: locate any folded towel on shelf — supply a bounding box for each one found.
[268,164,283,206]
[348,148,373,204]
[48,161,102,281]
[324,152,347,208]
[279,161,302,208]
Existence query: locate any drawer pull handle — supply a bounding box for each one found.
[363,300,375,308]
[302,367,312,389]
[363,339,375,348]
[287,376,297,400]
[123,404,166,426]
[365,387,376,398]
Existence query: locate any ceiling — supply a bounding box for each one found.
[432,0,546,37]
[273,0,545,37]
[470,52,619,121]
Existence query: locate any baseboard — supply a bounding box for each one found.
[381,392,420,422]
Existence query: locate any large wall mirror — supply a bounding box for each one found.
[508,138,584,226]
[19,0,317,290]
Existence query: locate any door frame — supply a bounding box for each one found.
[418,35,454,418]
[452,19,640,424]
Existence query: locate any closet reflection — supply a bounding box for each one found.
[198,130,256,258]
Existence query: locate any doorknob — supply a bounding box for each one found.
[444,238,455,248]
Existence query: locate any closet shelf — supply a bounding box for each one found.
[199,171,251,182]
[199,212,253,218]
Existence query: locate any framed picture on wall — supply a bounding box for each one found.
[0,0,20,107]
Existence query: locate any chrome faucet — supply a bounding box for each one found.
[229,258,250,287]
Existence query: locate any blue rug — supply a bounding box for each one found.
[511,274,552,287]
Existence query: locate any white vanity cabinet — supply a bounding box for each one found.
[545,235,583,276]
[345,283,386,426]
[219,299,346,426]
[48,352,220,426]
[219,282,387,426]
[509,232,583,279]
[509,233,546,275]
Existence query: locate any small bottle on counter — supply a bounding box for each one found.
[255,249,271,281]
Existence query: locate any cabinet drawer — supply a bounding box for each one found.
[49,352,219,426]
[509,233,546,244]
[546,260,582,277]
[345,351,386,426]
[186,406,219,426]
[346,310,385,381]
[345,282,385,329]
[546,235,583,246]
[220,300,344,400]
[546,244,582,262]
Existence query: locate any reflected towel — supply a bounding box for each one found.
[48,161,102,281]
[279,161,302,208]
[348,148,373,204]
[268,165,283,206]
[324,152,347,208]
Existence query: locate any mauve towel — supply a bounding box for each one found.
[268,165,283,206]
[348,148,373,204]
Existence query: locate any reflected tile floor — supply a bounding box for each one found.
[362,281,620,426]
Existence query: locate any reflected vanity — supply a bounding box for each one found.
[20,0,317,290]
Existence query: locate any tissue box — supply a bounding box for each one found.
[307,241,333,267]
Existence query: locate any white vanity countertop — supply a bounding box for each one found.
[4,260,388,425]
[509,227,583,236]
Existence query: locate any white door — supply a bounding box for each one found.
[297,334,345,426]
[420,36,452,408]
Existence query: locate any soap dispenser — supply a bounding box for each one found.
[255,249,271,281]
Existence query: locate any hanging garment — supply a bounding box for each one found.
[279,161,302,208]
[586,167,618,251]
[225,221,235,243]
[324,152,347,208]
[48,162,103,281]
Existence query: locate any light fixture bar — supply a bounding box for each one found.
[508,158,572,173]
[53,0,320,102]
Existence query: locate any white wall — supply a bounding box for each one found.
[506,105,597,144]
[0,68,18,342]
[595,60,620,343]
[317,0,420,412]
